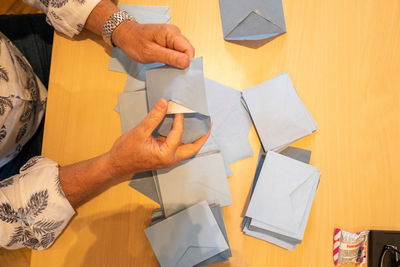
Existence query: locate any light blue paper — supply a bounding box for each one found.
[242,72,317,151]
[205,78,253,175]
[124,74,146,92]
[243,221,297,250]
[144,201,229,267]
[150,204,232,266]
[194,204,232,266]
[155,152,232,217]
[243,151,320,249]
[241,146,312,229]
[219,0,286,41]
[146,57,211,143]
[108,5,170,77]
[118,90,148,134]
[146,57,209,115]
[129,175,160,204]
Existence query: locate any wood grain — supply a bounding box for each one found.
[30,0,400,266]
[0,0,41,14]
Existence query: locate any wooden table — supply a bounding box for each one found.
[31,0,400,266]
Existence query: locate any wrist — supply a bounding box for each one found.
[102,11,136,47]
[85,0,119,36]
[112,20,138,49]
[102,150,137,182]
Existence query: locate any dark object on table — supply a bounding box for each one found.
[368,230,400,267]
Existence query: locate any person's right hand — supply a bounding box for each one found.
[106,98,210,178]
[113,22,195,69]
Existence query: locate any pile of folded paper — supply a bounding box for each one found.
[145,201,232,267]
[109,7,254,265]
[108,4,320,266]
[240,73,321,249]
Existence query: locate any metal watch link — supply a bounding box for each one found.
[102,10,135,47]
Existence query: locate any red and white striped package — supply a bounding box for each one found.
[333,228,369,265]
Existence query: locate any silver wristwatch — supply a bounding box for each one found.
[102,10,135,47]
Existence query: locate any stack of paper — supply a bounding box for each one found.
[219,0,286,42]
[145,201,232,267]
[242,151,320,250]
[241,72,317,152]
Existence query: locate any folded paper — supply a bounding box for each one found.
[155,152,232,217]
[205,78,253,175]
[219,0,286,41]
[118,90,148,134]
[241,147,312,228]
[146,57,211,143]
[244,151,320,249]
[145,201,229,267]
[129,175,160,204]
[242,72,317,151]
[149,204,232,266]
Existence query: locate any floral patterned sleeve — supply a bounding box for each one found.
[0,156,75,250]
[23,0,101,37]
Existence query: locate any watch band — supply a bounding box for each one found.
[102,10,135,47]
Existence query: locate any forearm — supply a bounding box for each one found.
[84,0,119,36]
[58,152,123,208]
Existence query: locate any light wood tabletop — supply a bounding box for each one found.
[31,0,400,266]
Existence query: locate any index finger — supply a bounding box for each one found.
[165,113,184,150]
[172,34,195,59]
[175,129,211,161]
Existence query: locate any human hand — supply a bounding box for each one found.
[112,22,195,69]
[107,99,210,178]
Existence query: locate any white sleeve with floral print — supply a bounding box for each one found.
[23,0,101,37]
[0,156,75,250]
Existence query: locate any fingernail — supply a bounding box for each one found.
[156,98,167,110]
[177,55,190,69]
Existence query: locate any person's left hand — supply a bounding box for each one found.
[106,98,210,178]
[112,21,195,69]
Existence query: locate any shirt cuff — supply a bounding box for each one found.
[0,156,75,250]
[26,0,102,38]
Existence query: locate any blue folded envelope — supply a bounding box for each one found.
[219,0,286,41]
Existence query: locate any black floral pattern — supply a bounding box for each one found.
[0,203,19,223]
[0,177,13,188]
[51,0,69,8]
[24,190,49,218]
[15,123,28,144]
[39,0,49,7]
[0,66,9,82]
[74,0,85,4]
[1,189,64,249]
[54,175,65,197]
[33,219,64,235]
[26,77,39,102]
[19,103,34,123]
[40,232,55,248]
[0,96,13,115]
[20,156,43,172]
[15,55,30,74]
[0,125,7,143]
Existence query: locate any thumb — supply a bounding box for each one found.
[150,45,190,69]
[139,98,168,135]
